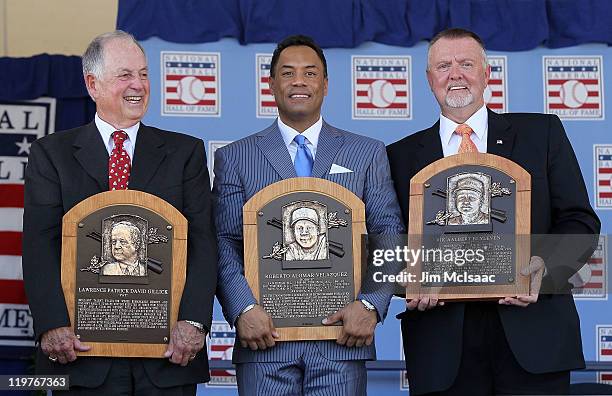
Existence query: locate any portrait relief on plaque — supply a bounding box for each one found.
[283,201,329,261]
[262,200,348,265]
[447,173,491,226]
[79,214,169,283]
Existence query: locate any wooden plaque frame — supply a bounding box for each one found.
[407,153,531,300]
[244,178,366,341]
[61,190,187,357]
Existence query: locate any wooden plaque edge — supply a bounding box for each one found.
[243,178,366,341]
[61,190,187,358]
[406,153,532,300]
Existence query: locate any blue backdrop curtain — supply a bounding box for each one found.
[117,0,612,50]
[0,54,95,132]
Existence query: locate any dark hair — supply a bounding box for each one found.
[270,35,328,78]
[427,28,487,70]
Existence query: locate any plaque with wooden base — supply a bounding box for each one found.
[61,190,187,357]
[244,178,365,341]
[406,153,531,301]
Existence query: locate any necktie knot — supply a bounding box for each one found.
[113,131,127,148]
[454,124,473,137]
[454,124,479,154]
[294,134,307,146]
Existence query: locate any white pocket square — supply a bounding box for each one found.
[329,164,354,174]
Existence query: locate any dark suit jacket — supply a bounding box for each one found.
[387,110,600,395]
[22,122,217,388]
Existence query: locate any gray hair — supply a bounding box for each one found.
[111,220,142,249]
[426,28,488,71]
[82,30,145,79]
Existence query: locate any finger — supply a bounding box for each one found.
[240,339,248,348]
[57,353,69,365]
[530,272,543,298]
[256,339,267,350]
[355,338,365,348]
[365,335,374,346]
[73,339,91,352]
[170,347,185,365]
[505,297,529,307]
[428,298,438,309]
[263,333,276,348]
[268,319,279,339]
[417,297,430,311]
[406,299,418,310]
[248,341,259,351]
[345,336,357,348]
[336,331,348,346]
[322,310,343,325]
[65,348,77,362]
[517,295,537,304]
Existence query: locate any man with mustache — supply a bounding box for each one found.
[387,28,600,395]
[213,34,404,395]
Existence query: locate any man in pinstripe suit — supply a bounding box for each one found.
[213,35,404,395]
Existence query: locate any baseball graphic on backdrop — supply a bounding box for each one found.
[559,80,588,108]
[368,79,396,108]
[177,76,205,105]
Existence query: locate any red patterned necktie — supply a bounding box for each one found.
[108,131,131,190]
[454,123,479,154]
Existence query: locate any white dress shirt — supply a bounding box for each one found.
[95,113,139,164]
[277,116,322,163]
[439,105,488,157]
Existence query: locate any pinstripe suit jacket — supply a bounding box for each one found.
[213,121,404,363]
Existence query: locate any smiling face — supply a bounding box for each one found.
[292,219,318,249]
[427,36,490,123]
[111,225,139,264]
[268,45,328,132]
[85,38,149,129]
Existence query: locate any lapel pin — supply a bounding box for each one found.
[496,140,503,145]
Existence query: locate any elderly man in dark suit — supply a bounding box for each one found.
[22,30,217,395]
[387,28,600,395]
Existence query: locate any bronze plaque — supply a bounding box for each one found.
[407,153,531,300]
[61,190,187,357]
[75,208,172,343]
[244,178,365,341]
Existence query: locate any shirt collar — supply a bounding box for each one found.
[277,116,323,148]
[439,105,488,145]
[95,113,140,147]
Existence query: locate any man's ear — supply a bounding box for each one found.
[84,74,98,101]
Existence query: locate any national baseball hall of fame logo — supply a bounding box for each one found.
[161,52,221,117]
[206,321,237,387]
[597,325,612,384]
[352,56,411,120]
[484,56,507,113]
[572,235,607,299]
[595,145,612,209]
[544,56,604,120]
[256,54,278,118]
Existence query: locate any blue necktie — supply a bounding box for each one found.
[294,134,314,177]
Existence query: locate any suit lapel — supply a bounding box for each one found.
[73,122,109,191]
[486,109,515,159]
[129,124,166,190]
[415,121,444,170]
[256,123,297,179]
[311,122,344,178]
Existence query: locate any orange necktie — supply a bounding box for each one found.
[455,124,478,154]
